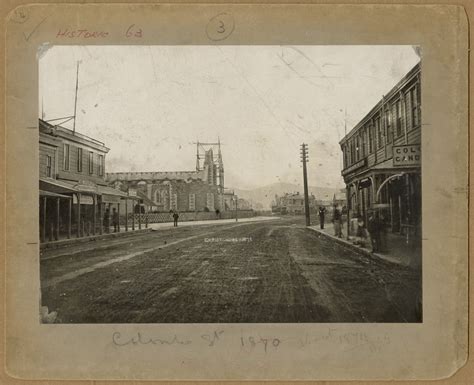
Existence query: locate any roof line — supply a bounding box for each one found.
[340,61,421,144]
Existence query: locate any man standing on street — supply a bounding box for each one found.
[367,211,380,253]
[103,208,110,233]
[173,211,179,227]
[112,208,119,233]
[332,205,342,238]
[318,206,326,229]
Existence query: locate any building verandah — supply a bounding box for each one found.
[39,178,140,243]
[345,167,421,244]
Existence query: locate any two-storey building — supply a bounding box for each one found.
[39,119,131,242]
[339,62,421,240]
[272,192,316,215]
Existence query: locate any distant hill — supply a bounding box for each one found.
[230,182,342,209]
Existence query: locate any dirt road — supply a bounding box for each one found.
[41,217,421,323]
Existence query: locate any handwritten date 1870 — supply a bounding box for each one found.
[241,333,281,353]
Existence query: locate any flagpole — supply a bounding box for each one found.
[344,107,347,137]
[72,61,80,134]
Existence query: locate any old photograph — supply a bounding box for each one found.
[38,45,422,324]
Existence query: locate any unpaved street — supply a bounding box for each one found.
[41,217,421,323]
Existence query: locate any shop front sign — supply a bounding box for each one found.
[393,144,421,166]
[102,194,121,204]
[73,195,94,205]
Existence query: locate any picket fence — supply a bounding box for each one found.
[119,210,256,225]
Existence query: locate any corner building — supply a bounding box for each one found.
[339,62,421,241]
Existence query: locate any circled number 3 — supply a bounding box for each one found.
[217,20,225,34]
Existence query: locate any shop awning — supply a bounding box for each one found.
[371,159,393,170]
[97,185,131,204]
[97,185,130,198]
[39,190,72,199]
[40,178,139,202]
[40,178,78,194]
[40,178,103,194]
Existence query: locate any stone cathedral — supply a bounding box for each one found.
[106,141,232,213]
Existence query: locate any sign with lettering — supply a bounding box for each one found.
[393,144,421,166]
[341,158,366,176]
[102,194,121,204]
[72,195,94,205]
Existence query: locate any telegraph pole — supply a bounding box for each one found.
[300,143,311,226]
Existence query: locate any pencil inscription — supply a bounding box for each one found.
[56,29,109,38]
[206,13,235,41]
[112,332,192,346]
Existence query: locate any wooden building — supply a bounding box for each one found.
[272,192,316,215]
[339,62,421,241]
[39,119,136,243]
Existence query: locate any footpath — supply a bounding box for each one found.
[41,216,278,250]
[148,216,277,230]
[308,222,421,269]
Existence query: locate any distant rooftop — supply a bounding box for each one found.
[340,61,421,144]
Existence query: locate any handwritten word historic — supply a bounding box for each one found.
[56,25,143,39]
[57,29,109,38]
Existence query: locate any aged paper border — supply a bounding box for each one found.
[0,0,470,382]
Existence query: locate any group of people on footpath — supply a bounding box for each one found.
[318,205,346,238]
[349,210,385,253]
[318,204,384,253]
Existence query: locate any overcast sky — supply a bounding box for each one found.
[39,45,420,190]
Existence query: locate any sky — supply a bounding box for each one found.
[39,45,420,190]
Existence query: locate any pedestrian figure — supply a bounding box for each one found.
[215,208,220,219]
[341,205,347,217]
[378,212,387,253]
[367,211,381,253]
[103,208,110,233]
[353,216,367,247]
[112,208,119,233]
[173,211,179,227]
[332,206,342,238]
[318,206,326,229]
[341,205,347,231]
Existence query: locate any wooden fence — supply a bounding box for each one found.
[119,210,256,225]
